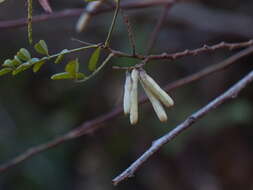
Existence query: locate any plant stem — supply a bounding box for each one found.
[28,0,33,44]
[77,53,114,83]
[105,0,121,47]
[37,44,99,64]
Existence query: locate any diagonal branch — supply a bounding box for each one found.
[0,46,253,174]
[112,68,253,186]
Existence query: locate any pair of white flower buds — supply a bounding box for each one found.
[123,69,174,125]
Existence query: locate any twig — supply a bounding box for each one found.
[105,0,121,47]
[0,46,253,173]
[146,1,175,54]
[121,12,136,56]
[147,40,253,61]
[0,0,171,29]
[112,69,253,186]
[106,39,253,62]
[76,53,114,83]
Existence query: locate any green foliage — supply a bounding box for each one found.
[54,49,68,64]
[51,59,86,80]
[17,48,31,61]
[2,59,14,67]
[0,67,12,76]
[12,56,22,66]
[88,47,101,71]
[34,40,49,56]
[0,38,112,83]
[0,41,49,76]
[33,60,45,73]
[13,62,33,75]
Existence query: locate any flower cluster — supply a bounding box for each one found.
[123,69,174,125]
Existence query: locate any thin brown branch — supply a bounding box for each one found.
[105,40,253,63]
[0,0,172,29]
[121,11,136,56]
[0,46,253,174]
[112,69,253,186]
[147,40,253,61]
[146,1,175,54]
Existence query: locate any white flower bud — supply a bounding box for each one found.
[76,14,91,33]
[140,70,174,108]
[123,71,132,115]
[140,81,168,122]
[130,69,139,125]
[76,0,104,33]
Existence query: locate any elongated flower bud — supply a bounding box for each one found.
[140,81,167,122]
[130,69,139,125]
[76,0,104,33]
[140,70,174,108]
[123,71,132,115]
[76,14,91,33]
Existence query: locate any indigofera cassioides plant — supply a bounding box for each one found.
[1,0,253,186]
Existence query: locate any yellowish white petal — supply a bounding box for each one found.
[140,81,167,122]
[140,70,174,108]
[123,71,132,115]
[130,69,139,125]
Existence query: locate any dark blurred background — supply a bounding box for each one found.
[0,0,253,189]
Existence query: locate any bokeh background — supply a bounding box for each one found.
[0,0,253,189]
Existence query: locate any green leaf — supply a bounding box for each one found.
[12,62,33,75]
[54,49,68,64]
[34,40,49,55]
[0,67,12,76]
[51,72,74,80]
[65,59,79,75]
[17,48,31,61]
[88,47,101,71]
[51,72,86,80]
[76,72,86,79]
[33,60,45,73]
[12,56,22,66]
[2,59,14,67]
[29,57,40,64]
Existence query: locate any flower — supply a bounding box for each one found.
[123,69,174,125]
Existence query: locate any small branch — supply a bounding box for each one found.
[112,69,253,186]
[105,0,121,47]
[147,40,253,61]
[106,39,253,63]
[146,1,175,54]
[0,46,253,174]
[121,12,136,56]
[27,0,33,44]
[76,53,114,83]
[101,40,253,63]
